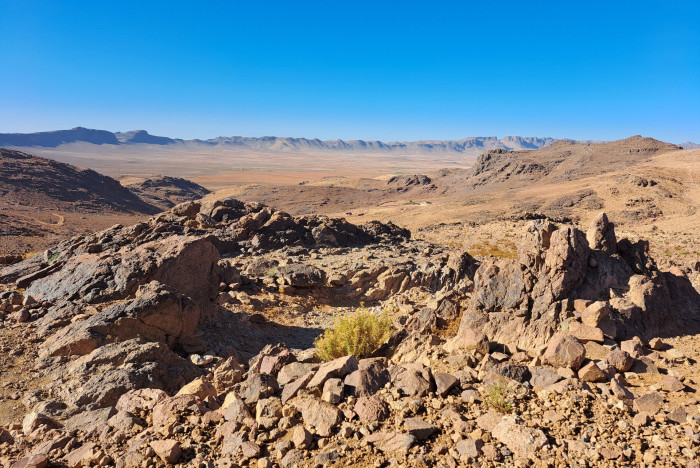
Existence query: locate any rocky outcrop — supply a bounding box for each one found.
[453,213,691,353]
[40,282,202,357]
[24,236,220,306]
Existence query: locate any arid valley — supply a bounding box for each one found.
[0,130,699,467]
[1,1,699,466]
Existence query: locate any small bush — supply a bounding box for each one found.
[484,379,514,413]
[314,305,392,362]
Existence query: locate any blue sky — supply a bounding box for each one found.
[1,1,698,142]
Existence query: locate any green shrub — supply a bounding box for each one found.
[314,305,392,362]
[484,379,514,413]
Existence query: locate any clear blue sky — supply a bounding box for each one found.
[1,1,698,142]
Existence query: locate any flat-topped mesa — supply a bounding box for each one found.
[450,213,698,353]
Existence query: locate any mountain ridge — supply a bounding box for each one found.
[0,127,559,154]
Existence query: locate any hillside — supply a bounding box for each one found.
[0,148,158,214]
[121,176,211,210]
[452,135,681,190]
[0,198,698,467]
[0,149,211,255]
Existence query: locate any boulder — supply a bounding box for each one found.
[292,426,313,449]
[353,396,389,423]
[390,362,434,397]
[404,418,438,440]
[581,301,610,327]
[606,349,633,372]
[25,236,219,307]
[307,355,358,390]
[577,361,606,382]
[150,440,181,464]
[343,358,390,397]
[587,212,617,254]
[236,373,279,405]
[364,432,416,453]
[176,377,217,400]
[57,339,201,408]
[42,282,202,358]
[491,416,548,459]
[300,398,342,437]
[543,334,585,370]
[115,388,168,414]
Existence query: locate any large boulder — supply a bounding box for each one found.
[54,339,201,409]
[41,282,201,357]
[25,236,219,306]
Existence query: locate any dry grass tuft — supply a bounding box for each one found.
[314,304,392,362]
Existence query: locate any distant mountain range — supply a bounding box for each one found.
[0,127,559,154]
[679,141,700,150]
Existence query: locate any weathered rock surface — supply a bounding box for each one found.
[454,214,693,354]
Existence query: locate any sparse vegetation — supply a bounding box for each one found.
[21,251,40,260]
[484,379,514,413]
[468,240,518,259]
[561,317,572,333]
[314,303,392,362]
[48,252,60,263]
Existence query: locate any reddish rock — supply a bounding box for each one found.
[292,425,313,449]
[300,398,342,437]
[22,412,61,436]
[354,396,389,423]
[492,416,548,459]
[365,431,416,453]
[543,334,586,370]
[390,362,434,397]
[152,395,206,427]
[404,418,438,440]
[649,337,664,350]
[240,441,261,459]
[115,388,168,414]
[633,393,664,415]
[176,376,216,400]
[150,439,181,464]
[223,394,252,423]
[434,372,459,397]
[610,378,634,399]
[581,301,610,327]
[568,322,604,343]
[281,372,314,404]
[64,442,99,468]
[10,455,48,468]
[307,355,358,390]
[343,358,390,397]
[213,356,244,393]
[577,361,606,382]
[321,378,344,404]
[456,438,484,458]
[662,375,685,392]
[606,349,633,372]
[620,338,643,359]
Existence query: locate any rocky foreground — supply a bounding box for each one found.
[0,199,698,467]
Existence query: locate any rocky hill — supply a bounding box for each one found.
[0,149,213,255]
[458,136,681,190]
[0,198,698,467]
[0,127,556,155]
[121,176,211,211]
[0,148,158,214]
